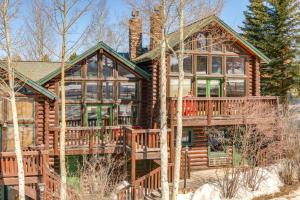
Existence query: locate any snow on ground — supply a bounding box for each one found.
[177,166,283,200]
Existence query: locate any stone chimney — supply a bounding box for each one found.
[150,6,162,50]
[129,10,142,60]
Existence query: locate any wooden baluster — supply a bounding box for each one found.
[207,100,212,125]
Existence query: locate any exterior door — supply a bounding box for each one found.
[197,79,222,97]
[86,105,113,127]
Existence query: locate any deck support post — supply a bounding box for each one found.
[131,130,136,199]
[40,150,49,200]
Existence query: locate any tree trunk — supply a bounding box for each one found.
[60,1,67,200]
[160,1,169,199]
[3,0,25,198]
[172,0,185,199]
[11,94,25,200]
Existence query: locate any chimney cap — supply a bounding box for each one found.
[131,9,140,18]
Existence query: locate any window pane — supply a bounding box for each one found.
[86,82,99,100]
[65,105,81,126]
[212,56,222,74]
[212,43,222,52]
[118,64,135,79]
[102,81,114,100]
[225,44,242,54]
[65,82,82,100]
[8,98,34,120]
[101,106,112,126]
[7,125,34,151]
[183,55,192,73]
[118,104,137,125]
[170,54,179,73]
[226,79,246,97]
[87,106,98,126]
[210,80,220,97]
[119,82,137,100]
[102,55,114,79]
[185,37,192,50]
[66,64,81,78]
[87,55,98,78]
[182,129,192,145]
[196,33,207,51]
[197,80,206,97]
[196,56,207,74]
[170,79,191,97]
[226,57,245,75]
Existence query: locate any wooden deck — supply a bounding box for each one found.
[168,96,279,126]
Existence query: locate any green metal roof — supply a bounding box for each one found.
[0,61,56,100]
[133,15,271,63]
[37,41,150,85]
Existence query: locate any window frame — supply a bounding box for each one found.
[6,124,35,151]
[226,78,247,97]
[226,56,246,75]
[7,97,35,121]
[196,55,208,75]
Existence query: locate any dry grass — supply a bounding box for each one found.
[252,182,300,200]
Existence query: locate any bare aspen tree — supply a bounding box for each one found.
[159,1,170,199]
[46,0,93,199]
[0,0,25,199]
[23,0,56,61]
[172,0,184,199]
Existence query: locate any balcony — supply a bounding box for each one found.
[168,96,279,126]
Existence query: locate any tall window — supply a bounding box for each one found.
[183,55,193,73]
[102,55,114,79]
[226,79,246,97]
[196,56,207,74]
[196,33,208,51]
[170,54,179,73]
[102,81,114,100]
[212,56,222,74]
[64,82,82,100]
[86,82,99,100]
[118,104,137,125]
[119,82,137,100]
[87,55,98,77]
[226,57,245,75]
[118,64,135,79]
[197,80,206,97]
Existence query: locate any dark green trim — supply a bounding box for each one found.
[37,42,150,85]
[134,16,270,64]
[85,104,114,127]
[197,78,222,97]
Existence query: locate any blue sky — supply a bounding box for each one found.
[106,0,249,32]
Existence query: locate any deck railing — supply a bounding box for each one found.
[0,150,48,178]
[124,127,172,152]
[168,96,279,124]
[50,126,124,154]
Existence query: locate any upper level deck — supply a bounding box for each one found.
[167,96,279,126]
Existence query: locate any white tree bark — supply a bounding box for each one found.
[172,0,185,199]
[60,1,67,200]
[2,0,25,199]
[160,0,170,199]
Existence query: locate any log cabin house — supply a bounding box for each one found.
[0,10,279,200]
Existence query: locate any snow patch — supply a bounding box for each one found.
[177,166,283,200]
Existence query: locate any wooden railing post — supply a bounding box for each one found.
[41,150,49,199]
[207,100,212,125]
